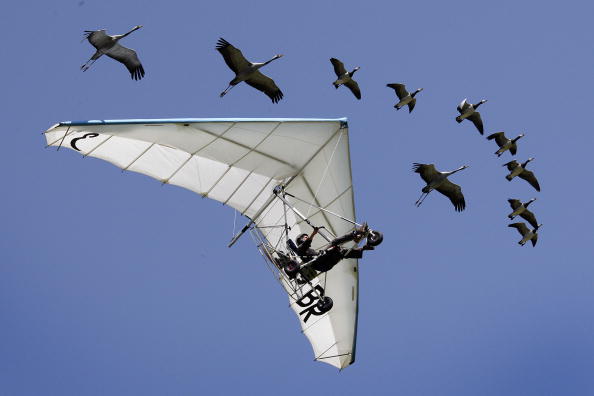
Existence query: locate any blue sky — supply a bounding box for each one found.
[1,0,593,394]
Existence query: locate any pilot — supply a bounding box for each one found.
[294,224,373,273]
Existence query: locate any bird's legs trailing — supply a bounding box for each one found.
[81,51,102,72]
[415,191,430,207]
[220,84,236,97]
[81,59,97,72]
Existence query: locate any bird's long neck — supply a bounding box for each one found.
[445,166,467,176]
[115,26,140,41]
[263,55,281,66]
[521,158,533,168]
[473,100,485,109]
[411,88,423,97]
[349,67,360,77]
[512,134,524,142]
[524,198,536,207]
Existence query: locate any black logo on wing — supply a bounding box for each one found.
[70,133,99,151]
[295,285,327,323]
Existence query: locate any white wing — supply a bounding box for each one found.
[44,118,358,369]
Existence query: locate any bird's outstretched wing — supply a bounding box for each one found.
[245,71,284,103]
[387,83,408,100]
[408,98,416,113]
[84,30,108,49]
[344,79,361,100]
[330,58,347,77]
[509,144,517,155]
[487,132,507,147]
[435,180,466,212]
[507,199,522,210]
[467,112,484,134]
[504,160,519,171]
[520,209,538,229]
[519,169,540,191]
[105,43,145,80]
[457,98,470,113]
[216,38,251,75]
[412,163,438,184]
[509,222,529,237]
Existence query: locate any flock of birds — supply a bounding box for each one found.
[79,26,364,102]
[79,26,542,247]
[411,98,543,247]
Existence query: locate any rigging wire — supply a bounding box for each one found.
[306,130,344,217]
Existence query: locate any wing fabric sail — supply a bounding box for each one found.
[44,118,358,369]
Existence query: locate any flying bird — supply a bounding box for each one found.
[487,132,524,157]
[412,163,468,211]
[216,38,284,103]
[387,84,423,112]
[330,58,361,99]
[508,222,542,247]
[81,25,145,80]
[456,98,487,134]
[503,158,540,191]
[507,198,538,228]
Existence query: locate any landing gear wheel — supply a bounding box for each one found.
[316,296,333,313]
[366,230,384,247]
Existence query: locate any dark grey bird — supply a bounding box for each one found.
[412,163,468,211]
[456,98,487,134]
[216,38,284,103]
[330,58,361,100]
[387,84,423,112]
[487,132,524,157]
[81,25,145,80]
[503,158,540,191]
[508,198,538,228]
[508,222,542,247]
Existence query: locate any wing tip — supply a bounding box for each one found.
[412,163,422,172]
[216,37,231,50]
[270,89,284,103]
[130,64,145,80]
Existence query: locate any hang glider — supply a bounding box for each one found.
[43,118,381,369]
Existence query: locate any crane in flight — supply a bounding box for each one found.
[81,25,145,80]
[330,58,361,100]
[216,38,284,103]
[509,222,542,247]
[507,198,538,228]
[387,84,423,113]
[412,163,468,212]
[503,158,541,191]
[487,132,524,157]
[456,98,487,134]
